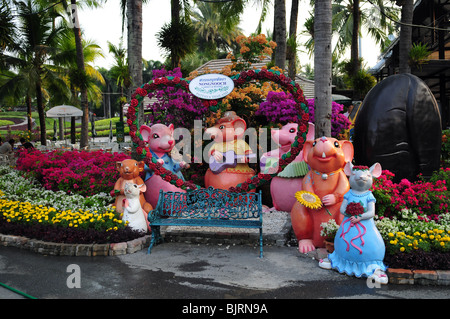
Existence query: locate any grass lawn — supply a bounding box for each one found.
[0,111,128,139]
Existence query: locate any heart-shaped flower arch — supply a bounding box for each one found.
[126,68,310,192]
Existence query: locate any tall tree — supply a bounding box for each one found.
[273,0,286,70]
[52,30,105,142]
[126,0,143,125]
[287,0,299,79]
[108,41,131,123]
[314,0,333,138]
[1,0,68,146]
[396,0,413,74]
[332,0,398,77]
[191,1,242,60]
[68,0,90,147]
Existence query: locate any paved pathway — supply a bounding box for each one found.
[1,242,449,302]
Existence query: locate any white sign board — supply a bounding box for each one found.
[189,74,234,100]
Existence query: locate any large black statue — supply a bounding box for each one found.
[353,73,441,182]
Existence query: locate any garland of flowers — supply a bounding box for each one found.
[126,68,309,192]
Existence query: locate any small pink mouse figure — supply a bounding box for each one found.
[260,123,314,212]
[140,123,187,208]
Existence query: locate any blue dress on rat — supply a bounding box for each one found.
[328,190,387,278]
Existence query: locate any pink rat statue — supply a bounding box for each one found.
[140,123,187,208]
[204,111,255,190]
[260,122,315,212]
[291,136,354,254]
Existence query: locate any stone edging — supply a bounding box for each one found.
[304,247,450,286]
[387,268,450,285]
[0,233,151,256]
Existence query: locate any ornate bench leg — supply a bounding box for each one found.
[148,226,162,254]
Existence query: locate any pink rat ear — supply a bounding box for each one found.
[369,162,382,178]
[138,184,147,193]
[344,161,353,176]
[233,118,247,138]
[140,125,152,142]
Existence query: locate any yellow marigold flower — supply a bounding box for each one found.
[400,247,405,252]
[388,233,394,237]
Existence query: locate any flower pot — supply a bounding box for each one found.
[324,240,334,253]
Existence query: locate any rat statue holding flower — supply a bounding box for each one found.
[319,162,388,285]
[291,136,354,254]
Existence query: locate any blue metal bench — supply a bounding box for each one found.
[147,186,263,258]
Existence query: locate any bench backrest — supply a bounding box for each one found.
[155,186,262,220]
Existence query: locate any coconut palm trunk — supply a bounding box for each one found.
[398,0,413,74]
[314,0,333,138]
[350,0,361,78]
[127,0,144,126]
[36,81,47,145]
[288,0,299,80]
[70,0,89,148]
[273,0,286,70]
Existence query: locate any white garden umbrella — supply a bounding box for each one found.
[46,105,83,118]
[46,105,83,144]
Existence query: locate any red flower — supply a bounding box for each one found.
[130,99,139,107]
[302,113,309,121]
[136,88,147,97]
[299,124,307,133]
[175,179,184,187]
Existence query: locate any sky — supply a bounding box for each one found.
[77,0,382,72]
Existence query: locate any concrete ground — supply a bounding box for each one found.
[1,242,449,302]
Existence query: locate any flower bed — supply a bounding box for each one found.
[0,163,145,245]
[373,169,450,269]
[15,148,130,197]
[318,168,450,270]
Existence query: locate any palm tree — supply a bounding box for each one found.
[396,0,413,74]
[191,1,243,60]
[52,30,105,142]
[314,0,333,138]
[108,41,131,123]
[126,0,142,105]
[332,0,399,77]
[1,0,68,146]
[0,2,17,53]
[273,0,286,70]
[287,0,299,79]
[156,19,197,70]
[30,0,105,147]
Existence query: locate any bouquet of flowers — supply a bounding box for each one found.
[345,202,365,217]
